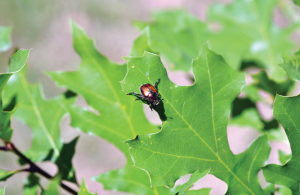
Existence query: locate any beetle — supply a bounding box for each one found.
[127,78,163,111]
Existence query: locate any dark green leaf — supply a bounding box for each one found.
[122,46,271,194]
[78,179,96,195]
[263,94,300,194]
[292,0,300,6]
[23,173,40,195]
[0,26,12,52]
[0,49,30,142]
[208,0,295,81]
[54,137,78,183]
[49,21,173,195]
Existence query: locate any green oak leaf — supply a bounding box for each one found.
[292,0,300,6]
[208,0,295,81]
[23,173,40,195]
[177,169,211,195]
[54,136,78,183]
[146,10,210,71]
[0,26,12,52]
[278,150,291,165]
[3,64,75,162]
[49,21,175,195]
[251,71,294,97]
[41,177,62,195]
[0,49,30,142]
[78,180,96,195]
[262,94,300,194]
[280,50,300,82]
[0,169,19,181]
[229,108,264,130]
[0,187,5,195]
[122,46,271,194]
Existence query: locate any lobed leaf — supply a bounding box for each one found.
[208,0,295,82]
[3,64,75,162]
[263,94,300,194]
[0,49,30,142]
[122,45,271,194]
[177,169,211,195]
[49,21,174,195]
[137,10,210,71]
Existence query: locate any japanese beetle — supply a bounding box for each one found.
[127,78,163,111]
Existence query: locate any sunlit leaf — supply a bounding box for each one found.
[3,65,75,162]
[278,150,291,165]
[122,45,271,194]
[49,21,174,195]
[0,26,12,52]
[0,49,30,142]
[208,0,295,82]
[0,187,5,195]
[263,94,300,194]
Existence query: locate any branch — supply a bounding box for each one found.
[4,142,78,195]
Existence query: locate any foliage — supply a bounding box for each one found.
[1,0,300,194]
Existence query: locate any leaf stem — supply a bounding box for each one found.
[4,142,78,195]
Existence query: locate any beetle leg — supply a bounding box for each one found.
[127,92,141,97]
[154,78,160,89]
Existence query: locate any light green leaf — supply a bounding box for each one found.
[42,177,62,195]
[0,49,30,142]
[0,187,5,195]
[49,21,173,195]
[78,179,96,195]
[3,64,75,162]
[122,45,271,194]
[0,26,12,52]
[147,10,210,71]
[280,50,300,82]
[229,108,264,130]
[263,94,300,194]
[0,169,19,181]
[177,169,211,195]
[208,0,295,82]
[278,150,291,165]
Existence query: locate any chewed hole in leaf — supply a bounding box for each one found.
[227,126,260,155]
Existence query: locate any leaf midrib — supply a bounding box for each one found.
[77,37,137,137]
[19,73,59,157]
